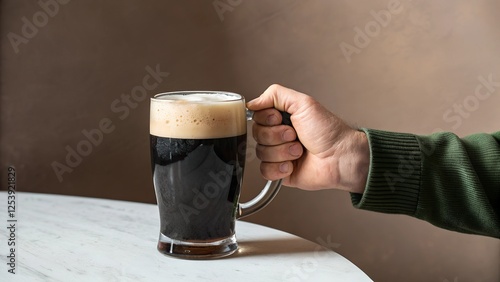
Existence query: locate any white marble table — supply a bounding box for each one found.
[0,192,371,281]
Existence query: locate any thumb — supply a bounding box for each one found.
[246,84,313,115]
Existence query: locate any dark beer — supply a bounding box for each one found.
[150,92,247,252]
[150,134,246,241]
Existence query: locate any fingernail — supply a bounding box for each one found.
[279,162,289,173]
[283,129,295,141]
[289,144,302,157]
[266,114,279,125]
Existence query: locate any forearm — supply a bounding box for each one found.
[351,129,500,238]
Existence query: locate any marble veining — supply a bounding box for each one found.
[0,192,371,281]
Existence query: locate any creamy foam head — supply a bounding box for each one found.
[150,92,247,139]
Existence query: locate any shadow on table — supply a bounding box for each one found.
[234,238,337,258]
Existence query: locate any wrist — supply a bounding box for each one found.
[337,130,369,194]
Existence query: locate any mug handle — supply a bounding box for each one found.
[237,110,293,219]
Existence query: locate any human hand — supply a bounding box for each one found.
[247,84,369,194]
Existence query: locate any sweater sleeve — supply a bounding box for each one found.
[350,129,500,238]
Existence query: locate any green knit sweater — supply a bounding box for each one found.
[351,129,500,238]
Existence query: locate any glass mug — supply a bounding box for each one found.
[150,91,283,259]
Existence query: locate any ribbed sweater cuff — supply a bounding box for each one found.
[351,129,422,216]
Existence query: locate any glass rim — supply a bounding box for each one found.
[151,91,243,103]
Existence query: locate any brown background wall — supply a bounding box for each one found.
[1,0,499,281]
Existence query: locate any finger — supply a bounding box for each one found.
[260,161,294,181]
[256,142,303,162]
[252,108,282,126]
[246,84,314,115]
[252,124,297,145]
